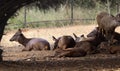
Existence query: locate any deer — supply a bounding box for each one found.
[54,39,96,57]
[73,32,105,47]
[99,41,120,54]
[54,47,86,57]
[72,32,105,54]
[87,27,106,47]
[96,12,120,44]
[10,29,50,51]
[52,35,76,50]
[52,35,87,57]
[53,34,100,57]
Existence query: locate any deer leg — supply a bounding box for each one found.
[62,45,67,50]
[99,28,105,37]
[110,34,115,44]
[104,31,111,44]
[98,27,102,33]
[22,47,33,51]
[63,48,74,51]
[110,50,116,54]
[56,51,70,57]
[107,31,115,45]
[43,45,50,50]
[44,46,47,50]
[54,48,63,56]
[102,29,106,37]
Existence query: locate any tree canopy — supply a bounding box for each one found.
[0,0,66,42]
[73,0,120,9]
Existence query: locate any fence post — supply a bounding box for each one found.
[118,4,120,13]
[107,0,111,15]
[23,6,27,28]
[116,4,118,14]
[117,3,120,13]
[70,0,74,24]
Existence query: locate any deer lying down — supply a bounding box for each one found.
[10,29,50,51]
[54,48,86,57]
[73,33,95,42]
[52,35,76,50]
[73,33,101,47]
[73,33,104,54]
[100,41,120,54]
[54,40,97,58]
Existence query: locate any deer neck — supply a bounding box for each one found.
[18,35,31,47]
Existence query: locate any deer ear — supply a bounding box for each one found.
[80,34,84,37]
[73,33,77,38]
[52,36,57,41]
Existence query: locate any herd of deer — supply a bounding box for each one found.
[1,11,120,61]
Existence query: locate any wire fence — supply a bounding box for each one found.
[12,0,120,28]
[22,0,97,28]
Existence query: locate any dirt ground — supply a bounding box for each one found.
[1,48,120,71]
[1,25,120,71]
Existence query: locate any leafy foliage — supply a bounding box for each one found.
[74,0,96,8]
[0,0,66,41]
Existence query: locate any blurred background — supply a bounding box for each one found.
[6,0,120,30]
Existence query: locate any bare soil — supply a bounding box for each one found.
[1,45,120,71]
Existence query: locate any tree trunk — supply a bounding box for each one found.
[0,22,6,42]
[0,0,65,42]
[0,1,33,42]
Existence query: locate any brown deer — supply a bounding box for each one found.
[87,27,100,37]
[75,40,97,54]
[87,27,106,47]
[73,32,105,47]
[10,29,50,51]
[96,12,120,44]
[54,48,86,57]
[54,40,95,57]
[96,12,109,34]
[53,35,98,57]
[52,35,76,50]
[100,41,120,54]
[72,32,105,54]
